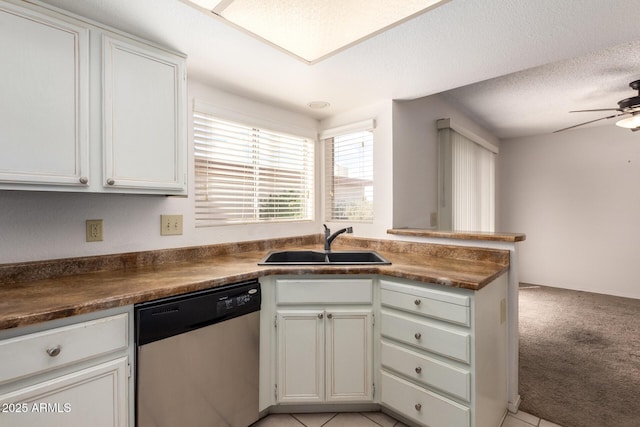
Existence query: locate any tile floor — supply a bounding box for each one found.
[251,410,564,427]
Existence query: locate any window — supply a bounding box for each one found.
[194,111,314,226]
[323,121,374,222]
[437,118,496,232]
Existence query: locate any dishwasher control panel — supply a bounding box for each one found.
[135,280,261,346]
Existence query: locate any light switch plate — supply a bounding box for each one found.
[161,214,183,236]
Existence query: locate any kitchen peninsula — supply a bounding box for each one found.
[0,233,523,427]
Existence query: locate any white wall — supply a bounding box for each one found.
[498,125,640,299]
[319,100,394,239]
[392,94,500,229]
[0,79,320,264]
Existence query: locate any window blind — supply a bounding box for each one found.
[194,112,314,226]
[324,130,374,222]
[438,125,495,232]
[451,130,495,231]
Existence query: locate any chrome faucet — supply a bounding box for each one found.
[323,224,353,251]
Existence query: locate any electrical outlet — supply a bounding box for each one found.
[500,298,507,324]
[430,212,438,227]
[86,219,103,242]
[161,214,183,236]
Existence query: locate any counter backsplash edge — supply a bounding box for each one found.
[0,234,509,285]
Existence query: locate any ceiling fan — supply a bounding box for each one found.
[554,80,640,133]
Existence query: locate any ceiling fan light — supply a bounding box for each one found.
[615,114,640,129]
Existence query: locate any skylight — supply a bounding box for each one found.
[185,0,449,64]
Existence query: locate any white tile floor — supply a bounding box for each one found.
[502,410,564,427]
[252,410,564,427]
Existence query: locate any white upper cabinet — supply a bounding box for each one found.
[0,2,89,187]
[0,0,187,195]
[102,35,186,192]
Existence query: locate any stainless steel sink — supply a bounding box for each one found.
[258,250,391,265]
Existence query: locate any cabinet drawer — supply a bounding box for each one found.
[276,279,372,305]
[0,356,128,427]
[0,313,128,384]
[381,371,469,427]
[380,311,470,363]
[380,280,470,326]
[381,341,470,402]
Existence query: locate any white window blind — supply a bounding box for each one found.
[438,121,495,232]
[194,112,314,226]
[324,129,374,222]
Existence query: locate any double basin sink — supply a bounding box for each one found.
[258,250,391,266]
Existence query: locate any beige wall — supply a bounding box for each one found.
[392,94,500,229]
[498,125,640,299]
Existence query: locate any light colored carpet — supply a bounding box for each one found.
[518,284,640,427]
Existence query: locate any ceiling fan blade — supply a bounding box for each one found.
[553,112,627,133]
[569,108,622,113]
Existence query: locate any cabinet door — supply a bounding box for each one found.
[0,357,129,427]
[326,310,373,402]
[103,35,186,193]
[0,3,89,188]
[276,310,324,403]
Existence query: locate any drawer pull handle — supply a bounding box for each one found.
[318,313,324,319]
[327,313,333,319]
[106,178,115,185]
[414,332,422,340]
[414,299,421,306]
[415,366,422,374]
[46,345,61,357]
[415,403,422,411]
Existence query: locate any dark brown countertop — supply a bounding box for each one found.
[0,235,510,331]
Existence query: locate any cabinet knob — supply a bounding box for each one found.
[414,403,422,411]
[414,299,421,306]
[414,332,422,340]
[79,176,88,184]
[415,366,422,374]
[318,313,324,319]
[327,313,333,319]
[46,345,61,357]
[106,178,115,185]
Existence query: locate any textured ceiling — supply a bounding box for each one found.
[440,40,640,139]
[38,0,640,139]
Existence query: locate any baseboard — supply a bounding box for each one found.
[508,394,522,413]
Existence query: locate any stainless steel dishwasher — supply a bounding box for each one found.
[135,280,261,427]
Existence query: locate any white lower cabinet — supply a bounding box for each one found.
[259,274,508,427]
[381,371,470,427]
[379,276,508,427]
[276,309,373,403]
[271,278,374,405]
[276,310,324,403]
[0,357,128,427]
[0,306,134,427]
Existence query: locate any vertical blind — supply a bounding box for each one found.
[194,111,314,226]
[438,124,495,232]
[324,130,374,222]
[450,130,495,231]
